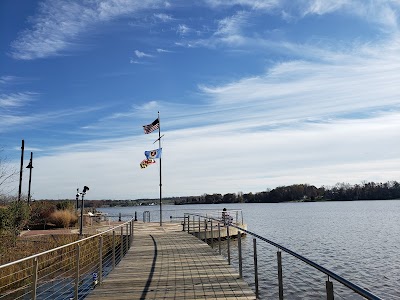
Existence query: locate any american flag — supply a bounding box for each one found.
[143,118,159,134]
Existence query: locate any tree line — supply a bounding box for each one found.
[174,181,400,205]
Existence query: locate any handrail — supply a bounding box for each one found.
[229,223,382,300]
[185,212,383,300]
[0,219,133,269]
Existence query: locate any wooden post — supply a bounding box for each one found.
[31,257,38,300]
[74,244,80,300]
[277,251,284,300]
[253,239,259,299]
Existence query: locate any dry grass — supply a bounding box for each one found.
[49,210,78,228]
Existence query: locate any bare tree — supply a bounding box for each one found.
[0,148,18,197]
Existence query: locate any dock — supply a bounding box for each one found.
[86,222,256,300]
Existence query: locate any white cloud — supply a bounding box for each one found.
[156,48,172,53]
[153,13,174,22]
[134,50,153,58]
[0,92,36,108]
[203,0,279,10]
[0,76,17,84]
[177,24,191,36]
[10,0,165,60]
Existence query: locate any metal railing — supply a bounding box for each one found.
[0,219,134,300]
[184,212,384,300]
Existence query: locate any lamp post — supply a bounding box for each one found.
[79,186,89,237]
[75,188,79,212]
[25,152,33,205]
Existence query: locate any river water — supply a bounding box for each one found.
[99,200,400,299]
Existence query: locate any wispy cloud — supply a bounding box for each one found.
[134,50,153,58]
[0,92,37,108]
[153,13,175,22]
[156,48,173,53]
[177,24,191,36]
[0,76,17,84]
[10,0,166,60]
[204,0,279,10]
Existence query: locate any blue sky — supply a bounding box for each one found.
[1,0,400,200]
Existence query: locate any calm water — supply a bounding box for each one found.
[100,200,400,299]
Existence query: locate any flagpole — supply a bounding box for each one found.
[158,111,162,226]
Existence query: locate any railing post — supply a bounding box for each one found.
[99,235,103,284]
[198,216,201,237]
[192,216,195,235]
[120,227,124,258]
[218,223,221,255]
[326,277,334,300]
[31,257,38,300]
[253,238,259,299]
[227,225,231,265]
[187,215,190,233]
[238,230,243,278]
[277,251,284,300]
[183,214,187,231]
[74,244,80,300]
[210,219,214,248]
[112,230,116,269]
[204,218,207,242]
[126,224,129,252]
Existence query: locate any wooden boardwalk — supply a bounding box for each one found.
[86,222,256,300]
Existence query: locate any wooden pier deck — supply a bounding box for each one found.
[86,222,256,300]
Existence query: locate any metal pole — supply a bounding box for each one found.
[277,251,284,300]
[183,214,186,231]
[27,152,33,205]
[211,219,214,248]
[125,224,129,252]
[187,215,190,233]
[227,225,231,265]
[238,230,243,278]
[204,218,207,242]
[326,278,334,300]
[31,257,38,300]
[18,139,24,201]
[99,236,103,284]
[198,216,201,237]
[218,223,221,255]
[79,194,84,237]
[112,230,116,269]
[74,244,80,300]
[120,227,124,258]
[158,111,162,226]
[75,189,79,212]
[253,238,259,299]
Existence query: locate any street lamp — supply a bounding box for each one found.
[75,188,79,212]
[25,152,33,205]
[79,186,89,237]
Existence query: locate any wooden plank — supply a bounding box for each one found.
[86,222,256,300]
